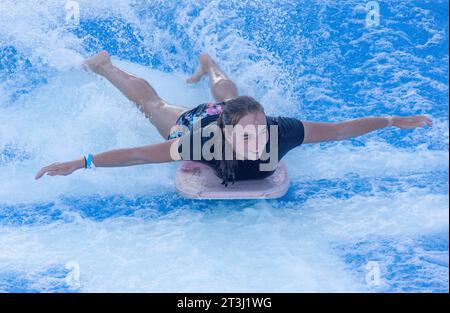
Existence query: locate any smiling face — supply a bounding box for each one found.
[223,111,269,160]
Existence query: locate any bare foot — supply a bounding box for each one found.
[83,51,112,74]
[186,53,212,84]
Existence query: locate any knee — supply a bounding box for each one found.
[213,79,238,101]
[216,79,237,91]
[140,98,165,119]
[132,77,161,104]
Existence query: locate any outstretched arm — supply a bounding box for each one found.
[302,115,432,144]
[35,138,182,179]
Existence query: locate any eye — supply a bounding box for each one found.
[243,132,254,140]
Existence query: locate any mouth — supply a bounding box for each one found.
[247,149,259,155]
[247,150,261,159]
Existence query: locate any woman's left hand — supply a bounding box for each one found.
[393,115,433,129]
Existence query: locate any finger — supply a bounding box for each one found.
[35,169,47,180]
[39,164,55,173]
[420,115,431,123]
[418,117,431,127]
[35,162,62,179]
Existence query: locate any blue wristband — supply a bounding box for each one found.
[85,153,94,169]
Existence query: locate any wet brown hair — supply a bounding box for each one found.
[215,96,265,186]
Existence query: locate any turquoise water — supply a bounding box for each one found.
[0,0,448,292]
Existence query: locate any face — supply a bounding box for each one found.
[224,111,268,160]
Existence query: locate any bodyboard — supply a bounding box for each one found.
[175,160,290,199]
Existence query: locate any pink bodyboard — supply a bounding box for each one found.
[175,160,290,199]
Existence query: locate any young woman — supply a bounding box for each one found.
[35,51,432,186]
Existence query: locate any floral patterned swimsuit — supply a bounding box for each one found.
[167,101,225,140]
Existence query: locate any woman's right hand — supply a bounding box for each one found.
[35,159,83,180]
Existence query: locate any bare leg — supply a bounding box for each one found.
[187,53,238,102]
[84,51,189,140]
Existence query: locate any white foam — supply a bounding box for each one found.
[0,201,365,292]
[0,0,448,292]
[0,61,211,204]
